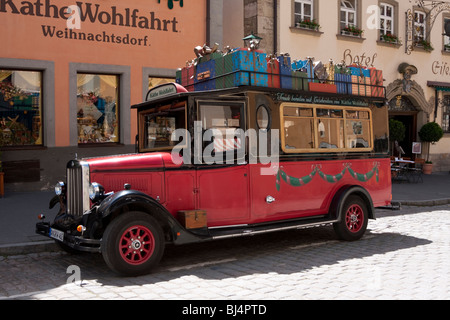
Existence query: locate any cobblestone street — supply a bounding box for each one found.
[1,205,449,302]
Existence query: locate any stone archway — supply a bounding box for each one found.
[385,79,432,158]
[386,79,434,118]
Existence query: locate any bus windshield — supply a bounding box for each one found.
[138,103,186,152]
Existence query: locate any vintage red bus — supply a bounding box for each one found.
[36,81,391,276]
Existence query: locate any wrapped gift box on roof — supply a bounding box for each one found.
[370,68,384,97]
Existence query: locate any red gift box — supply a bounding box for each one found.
[266,57,280,88]
[309,82,337,93]
[370,68,384,97]
[181,65,196,91]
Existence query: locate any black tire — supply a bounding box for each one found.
[333,195,368,241]
[102,212,165,276]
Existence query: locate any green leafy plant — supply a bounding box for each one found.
[418,122,444,163]
[389,119,405,142]
[296,19,320,30]
[381,33,401,44]
[416,40,434,52]
[389,119,406,157]
[342,25,364,36]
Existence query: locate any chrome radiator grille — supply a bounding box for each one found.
[66,160,90,217]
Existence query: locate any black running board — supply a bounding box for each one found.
[205,215,337,240]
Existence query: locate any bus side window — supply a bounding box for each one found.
[283,107,315,150]
[317,109,344,149]
[345,110,371,149]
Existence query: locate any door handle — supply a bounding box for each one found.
[266,195,276,204]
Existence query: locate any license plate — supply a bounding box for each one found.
[49,228,64,242]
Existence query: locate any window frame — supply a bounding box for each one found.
[280,103,374,154]
[443,14,450,53]
[69,63,131,147]
[294,0,314,24]
[442,95,450,133]
[377,0,400,46]
[291,0,320,31]
[76,73,120,145]
[0,58,54,149]
[138,101,188,153]
[413,9,428,43]
[196,99,247,164]
[0,68,44,148]
[340,0,358,30]
[379,2,394,36]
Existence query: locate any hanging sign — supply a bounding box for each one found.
[146,83,187,101]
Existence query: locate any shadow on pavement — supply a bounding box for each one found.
[0,225,431,299]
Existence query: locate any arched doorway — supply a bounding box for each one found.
[388,96,418,157]
[386,78,432,159]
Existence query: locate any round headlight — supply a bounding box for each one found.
[55,181,66,196]
[89,182,104,201]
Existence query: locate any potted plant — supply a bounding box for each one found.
[415,39,434,52]
[389,119,405,157]
[296,19,320,31]
[341,25,364,37]
[380,33,401,45]
[418,122,444,174]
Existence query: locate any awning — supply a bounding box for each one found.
[427,81,450,92]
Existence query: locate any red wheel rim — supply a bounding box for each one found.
[119,225,155,265]
[345,204,364,233]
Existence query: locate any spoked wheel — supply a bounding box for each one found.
[333,195,368,241]
[102,212,165,276]
[119,225,155,265]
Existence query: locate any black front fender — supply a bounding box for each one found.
[49,195,62,210]
[97,190,206,244]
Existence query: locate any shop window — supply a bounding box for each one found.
[0,70,43,147]
[77,73,119,144]
[443,96,450,133]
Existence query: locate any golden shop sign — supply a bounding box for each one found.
[0,0,180,32]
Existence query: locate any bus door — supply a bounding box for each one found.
[195,100,250,227]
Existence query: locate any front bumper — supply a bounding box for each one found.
[36,222,101,253]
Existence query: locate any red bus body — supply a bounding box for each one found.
[36,85,392,275]
[87,154,391,227]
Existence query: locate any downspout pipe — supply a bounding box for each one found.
[273,0,278,54]
[434,88,438,120]
[206,0,211,45]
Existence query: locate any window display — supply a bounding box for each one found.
[0,70,43,147]
[77,74,119,144]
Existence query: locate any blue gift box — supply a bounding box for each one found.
[277,55,292,89]
[292,60,307,71]
[335,73,352,95]
[194,60,216,91]
[228,49,268,87]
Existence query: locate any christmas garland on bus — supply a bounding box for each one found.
[276,162,380,191]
